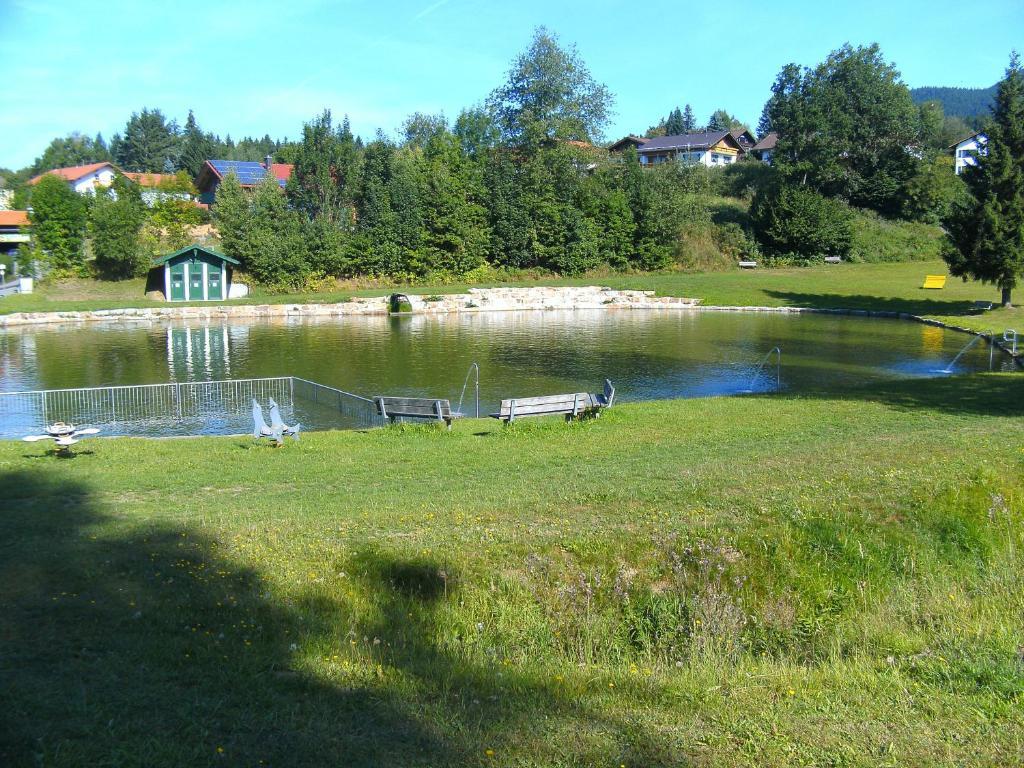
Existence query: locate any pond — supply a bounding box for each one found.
[0,309,1014,437]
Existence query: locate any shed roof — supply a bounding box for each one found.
[152,244,239,266]
[636,131,734,152]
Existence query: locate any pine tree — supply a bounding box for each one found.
[756,103,772,138]
[708,109,742,132]
[483,153,532,268]
[664,108,685,135]
[287,110,360,225]
[180,110,214,178]
[681,104,696,132]
[115,109,180,172]
[944,53,1024,306]
[212,172,250,266]
[415,130,489,275]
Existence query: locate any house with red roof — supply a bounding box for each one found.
[0,210,31,258]
[194,156,294,205]
[29,162,117,194]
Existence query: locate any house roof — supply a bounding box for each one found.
[152,243,239,266]
[28,162,115,185]
[636,131,735,153]
[0,210,30,227]
[197,160,291,190]
[269,163,293,182]
[729,129,756,148]
[122,172,177,188]
[948,131,988,150]
[608,136,648,152]
[752,132,778,151]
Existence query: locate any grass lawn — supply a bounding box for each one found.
[2,375,1022,766]
[2,261,1020,335]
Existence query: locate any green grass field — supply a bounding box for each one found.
[3,261,1020,334]
[2,376,1022,766]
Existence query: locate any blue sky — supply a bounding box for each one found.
[1,0,1020,170]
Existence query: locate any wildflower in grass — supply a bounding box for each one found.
[485,749,495,758]
[787,688,795,697]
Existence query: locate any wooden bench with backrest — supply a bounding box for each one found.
[374,396,454,428]
[922,274,947,289]
[491,380,615,424]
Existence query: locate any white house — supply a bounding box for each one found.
[951,132,988,174]
[28,162,117,194]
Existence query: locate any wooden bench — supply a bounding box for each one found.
[824,256,842,264]
[738,260,758,269]
[491,380,615,424]
[374,396,454,428]
[922,275,947,289]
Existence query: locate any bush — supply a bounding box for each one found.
[900,154,965,223]
[751,183,853,262]
[714,160,775,200]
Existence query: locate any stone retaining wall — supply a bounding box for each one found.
[0,287,700,327]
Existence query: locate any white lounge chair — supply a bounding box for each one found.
[268,398,300,441]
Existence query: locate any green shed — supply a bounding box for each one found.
[151,244,239,302]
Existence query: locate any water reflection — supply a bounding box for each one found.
[0,310,1016,432]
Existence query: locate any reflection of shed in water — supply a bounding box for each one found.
[167,326,234,380]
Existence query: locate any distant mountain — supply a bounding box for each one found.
[910,84,997,121]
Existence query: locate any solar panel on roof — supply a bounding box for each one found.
[210,160,268,185]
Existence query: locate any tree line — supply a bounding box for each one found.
[9,30,1022,303]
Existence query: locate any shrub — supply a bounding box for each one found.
[751,183,853,262]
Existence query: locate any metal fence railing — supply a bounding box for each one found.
[291,377,385,428]
[0,376,382,438]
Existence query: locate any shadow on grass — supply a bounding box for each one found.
[0,471,678,766]
[763,290,985,316]
[797,372,1024,418]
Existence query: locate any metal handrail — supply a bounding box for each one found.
[455,362,480,418]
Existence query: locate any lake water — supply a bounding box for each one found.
[0,309,1014,437]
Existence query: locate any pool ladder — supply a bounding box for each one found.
[455,362,480,418]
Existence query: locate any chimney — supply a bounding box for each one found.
[264,154,273,173]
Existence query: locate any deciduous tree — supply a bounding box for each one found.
[91,175,146,279]
[28,174,88,271]
[487,26,613,152]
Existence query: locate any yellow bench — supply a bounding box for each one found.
[922,275,947,289]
